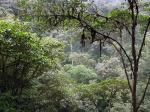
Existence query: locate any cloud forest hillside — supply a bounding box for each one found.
[0,0,150,112]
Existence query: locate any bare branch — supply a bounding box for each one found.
[137,18,150,64]
[136,76,150,110]
[107,41,132,92]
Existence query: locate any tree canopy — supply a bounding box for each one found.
[0,0,150,112]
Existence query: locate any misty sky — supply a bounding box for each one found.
[92,0,123,13]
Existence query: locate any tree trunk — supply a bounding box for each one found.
[132,74,137,112]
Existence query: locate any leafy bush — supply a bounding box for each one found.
[66,65,97,84]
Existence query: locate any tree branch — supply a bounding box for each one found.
[107,41,132,92]
[95,13,132,36]
[137,18,150,64]
[136,76,150,110]
[73,14,134,72]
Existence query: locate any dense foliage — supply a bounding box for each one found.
[0,0,150,112]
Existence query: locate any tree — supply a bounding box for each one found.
[75,78,129,112]
[31,71,78,112]
[68,52,96,67]
[95,57,124,79]
[17,0,150,111]
[0,20,64,96]
[65,65,97,84]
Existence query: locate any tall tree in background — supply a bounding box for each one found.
[17,0,150,111]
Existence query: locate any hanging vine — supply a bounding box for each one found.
[91,28,96,43]
[80,29,86,47]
